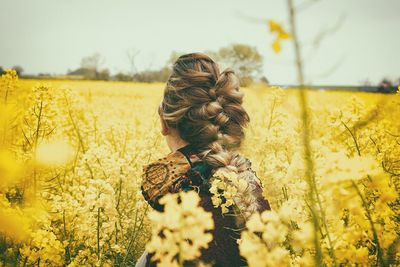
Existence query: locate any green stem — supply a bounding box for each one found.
[286,1,340,265]
[97,207,101,260]
[287,0,324,265]
[122,206,149,267]
[344,120,386,266]
[32,100,43,196]
[63,210,71,264]
[65,95,86,154]
[351,181,386,267]
[341,120,361,156]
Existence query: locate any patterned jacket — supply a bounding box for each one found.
[140,143,271,267]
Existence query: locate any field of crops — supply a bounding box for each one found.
[0,70,399,266]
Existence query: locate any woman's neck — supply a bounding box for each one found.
[167,135,189,152]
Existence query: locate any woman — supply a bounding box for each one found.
[137,53,271,267]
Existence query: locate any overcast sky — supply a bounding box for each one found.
[1,0,399,85]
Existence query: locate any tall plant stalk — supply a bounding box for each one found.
[286,0,337,265]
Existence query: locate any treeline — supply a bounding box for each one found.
[0,43,266,87]
[3,43,399,88]
[67,44,265,86]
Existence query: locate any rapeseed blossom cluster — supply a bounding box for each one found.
[209,169,248,214]
[146,191,214,267]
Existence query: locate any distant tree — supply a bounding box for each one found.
[66,53,107,80]
[98,69,110,81]
[81,53,103,70]
[12,65,24,76]
[0,66,4,75]
[132,67,170,83]
[80,53,104,79]
[209,44,263,87]
[378,78,394,93]
[160,48,263,86]
[379,78,392,87]
[113,72,132,81]
[260,76,270,85]
[68,67,96,79]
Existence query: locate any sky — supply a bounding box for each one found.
[0,0,399,86]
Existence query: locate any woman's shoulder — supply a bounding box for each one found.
[140,147,216,210]
[140,149,193,210]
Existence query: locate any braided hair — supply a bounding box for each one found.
[160,52,270,229]
[160,52,250,170]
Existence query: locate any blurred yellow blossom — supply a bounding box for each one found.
[0,149,23,188]
[35,138,74,166]
[239,209,291,267]
[19,229,65,266]
[268,19,291,53]
[146,191,214,266]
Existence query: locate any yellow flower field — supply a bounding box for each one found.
[0,70,399,266]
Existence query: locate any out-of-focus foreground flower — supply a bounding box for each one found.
[146,191,214,267]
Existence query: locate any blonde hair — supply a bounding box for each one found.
[160,52,250,169]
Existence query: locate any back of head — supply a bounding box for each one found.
[160,52,250,170]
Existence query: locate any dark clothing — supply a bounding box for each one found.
[140,144,271,267]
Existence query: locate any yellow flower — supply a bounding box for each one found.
[35,138,74,166]
[239,209,291,267]
[0,149,23,189]
[268,19,291,53]
[209,168,250,216]
[146,191,214,266]
[268,20,281,33]
[272,39,281,53]
[292,221,314,251]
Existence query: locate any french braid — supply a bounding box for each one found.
[161,53,267,223]
[162,53,250,169]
